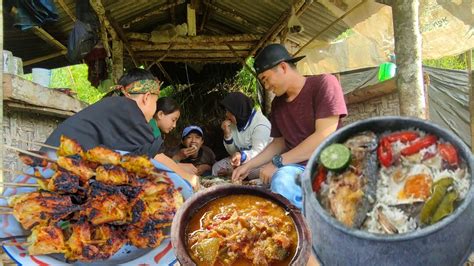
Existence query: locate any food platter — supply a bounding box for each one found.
[0,158,193,266]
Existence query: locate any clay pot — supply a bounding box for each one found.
[171,184,312,266]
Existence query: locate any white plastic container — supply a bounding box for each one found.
[12,57,23,75]
[32,68,52,87]
[3,50,14,74]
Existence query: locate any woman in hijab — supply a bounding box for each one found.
[212,92,272,180]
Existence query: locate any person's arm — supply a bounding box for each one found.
[196,164,211,175]
[280,115,340,164]
[231,137,286,183]
[242,124,271,163]
[154,153,200,190]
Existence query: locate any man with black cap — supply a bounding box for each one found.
[232,44,347,209]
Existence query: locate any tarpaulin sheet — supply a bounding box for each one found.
[339,65,471,147]
[297,0,474,75]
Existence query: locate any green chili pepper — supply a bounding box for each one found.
[431,191,458,224]
[420,177,453,225]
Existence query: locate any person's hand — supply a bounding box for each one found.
[179,163,198,175]
[221,120,232,139]
[177,145,198,160]
[230,152,242,167]
[260,163,277,185]
[231,164,250,184]
[196,165,209,176]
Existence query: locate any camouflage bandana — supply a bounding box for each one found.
[111,79,161,95]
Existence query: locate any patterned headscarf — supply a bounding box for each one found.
[111,79,161,95]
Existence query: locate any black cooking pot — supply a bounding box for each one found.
[302,116,474,265]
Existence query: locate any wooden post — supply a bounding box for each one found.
[467,49,473,151]
[187,4,197,36]
[112,40,123,82]
[0,0,4,190]
[392,0,426,118]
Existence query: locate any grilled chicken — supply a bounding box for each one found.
[57,135,85,158]
[85,146,121,166]
[27,225,67,255]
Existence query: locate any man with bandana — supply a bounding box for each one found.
[42,68,201,189]
[43,68,162,157]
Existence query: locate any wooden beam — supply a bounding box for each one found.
[55,0,76,22]
[226,43,257,78]
[345,78,397,105]
[200,3,210,32]
[202,0,266,33]
[467,49,474,151]
[31,26,67,51]
[142,58,240,63]
[112,40,123,82]
[131,41,254,51]
[155,62,175,89]
[136,50,248,58]
[375,0,393,6]
[187,4,197,36]
[127,0,185,27]
[23,51,67,66]
[248,0,308,58]
[294,0,368,56]
[90,0,117,40]
[169,0,177,24]
[105,10,138,66]
[127,33,261,43]
[0,0,3,190]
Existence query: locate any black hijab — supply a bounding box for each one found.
[220,92,253,130]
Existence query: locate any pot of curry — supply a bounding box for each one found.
[171,184,312,266]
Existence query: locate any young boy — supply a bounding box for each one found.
[172,126,216,176]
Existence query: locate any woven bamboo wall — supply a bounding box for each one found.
[344,92,400,125]
[2,108,64,182]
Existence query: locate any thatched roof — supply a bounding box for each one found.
[3,0,351,72]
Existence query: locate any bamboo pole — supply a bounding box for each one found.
[467,49,473,151]
[23,51,67,66]
[56,0,76,22]
[187,4,196,37]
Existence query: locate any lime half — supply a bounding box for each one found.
[320,143,351,171]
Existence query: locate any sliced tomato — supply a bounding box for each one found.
[400,135,438,156]
[438,143,459,166]
[377,138,393,167]
[312,167,327,193]
[384,131,420,143]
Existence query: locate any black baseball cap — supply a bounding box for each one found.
[254,44,305,75]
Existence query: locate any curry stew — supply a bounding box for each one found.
[186,195,298,266]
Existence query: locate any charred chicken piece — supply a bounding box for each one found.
[126,220,169,248]
[18,151,49,167]
[85,146,121,166]
[37,169,81,194]
[121,155,155,177]
[65,221,126,262]
[95,165,130,185]
[27,225,67,255]
[8,191,79,230]
[57,156,95,184]
[83,182,132,225]
[57,135,85,158]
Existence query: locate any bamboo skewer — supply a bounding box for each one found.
[5,145,174,178]
[0,211,13,215]
[1,241,27,246]
[1,168,46,181]
[4,145,55,163]
[13,139,58,150]
[0,182,39,188]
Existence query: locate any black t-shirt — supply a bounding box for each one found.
[42,96,162,157]
[180,146,216,167]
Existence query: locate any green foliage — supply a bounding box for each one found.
[423,54,471,70]
[22,64,105,104]
[234,57,260,108]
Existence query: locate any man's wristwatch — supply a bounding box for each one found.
[272,154,284,168]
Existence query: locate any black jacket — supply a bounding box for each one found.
[43,96,162,157]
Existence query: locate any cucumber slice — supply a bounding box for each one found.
[320,143,351,171]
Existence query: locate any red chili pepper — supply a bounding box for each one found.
[438,143,459,166]
[312,167,327,193]
[384,131,420,143]
[377,138,393,167]
[400,135,438,156]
